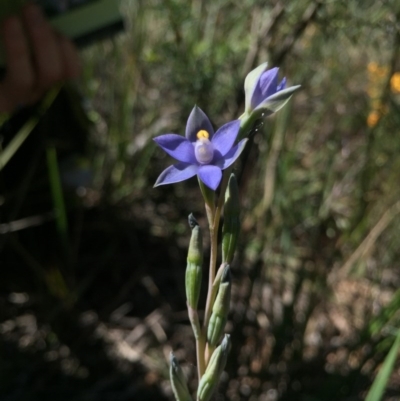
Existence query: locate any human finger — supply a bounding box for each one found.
[0,16,36,112]
[57,34,82,79]
[22,3,64,89]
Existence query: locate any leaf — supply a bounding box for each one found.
[365,331,400,401]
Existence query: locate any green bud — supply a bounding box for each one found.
[186,214,203,310]
[170,352,193,401]
[197,334,231,401]
[222,174,240,264]
[188,213,198,229]
[207,266,231,346]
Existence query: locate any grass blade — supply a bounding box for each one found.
[46,146,68,248]
[0,87,60,172]
[365,331,400,401]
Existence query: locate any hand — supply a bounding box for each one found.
[0,3,81,114]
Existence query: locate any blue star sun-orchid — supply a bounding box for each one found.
[154,106,248,191]
[244,62,301,117]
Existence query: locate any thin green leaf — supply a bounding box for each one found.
[46,146,69,247]
[0,117,39,172]
[365,331,400,401]
[0,87,60,172]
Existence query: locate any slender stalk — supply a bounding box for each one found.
[0,87,60,172]
[0,118,38,171]
[46,146,68,249]
[215,168,232,216]
[188,305,206,378]
[203,169,231,333]
[205,343,216,366]
[201,112,259,369]
[202,115,254,350]
[198,178,215,227]
[203,222,218,333]
[197,333,206,379]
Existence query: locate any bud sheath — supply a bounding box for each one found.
[207,265,231,346]
[197,335,231,401]
[170,352,193,401]
[186,214,203,310]
[222,174,240,264]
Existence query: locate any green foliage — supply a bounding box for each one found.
[80,0,400,399]
[365,332,400,401]
[2,0,400,400]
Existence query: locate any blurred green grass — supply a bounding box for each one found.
[2,0,400,400]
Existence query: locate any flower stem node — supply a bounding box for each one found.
[170,352,193,401]
[222,174,240,264]
[207,265,231,347]
[197,334,231,401]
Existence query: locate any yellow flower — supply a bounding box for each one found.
[367,62,378,73]
[367,62,388,79]
[367,110,380,127]
[390,72,400,93]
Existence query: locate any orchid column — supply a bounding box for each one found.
[153,63,299,401]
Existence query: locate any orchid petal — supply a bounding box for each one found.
[185,106,215,142]
[154,163,198,187]
[198,165,222,190]
[154,134,196,164]
[211,120,241,158]
[258,67,279,100]
[215,139,248,170]
[277,77,287,91]
[254,85,301,114]
[244,62,268,113]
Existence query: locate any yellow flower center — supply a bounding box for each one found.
[197,130,209,140]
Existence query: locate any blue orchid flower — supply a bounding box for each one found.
[154,106,248,190]
[244,62,300,116]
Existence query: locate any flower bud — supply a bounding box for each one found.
[197,334,231,401]
[244,62,300,119]
[222,174,240,264]
[170,352,193,401]
[186,214,203,310]
[207,265,231,347]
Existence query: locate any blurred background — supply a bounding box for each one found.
[1,0,400,400]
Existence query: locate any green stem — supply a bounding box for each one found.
[197,333,206,379]
[203,222,218,333]
[203,115,256,359]
[201,111,259,368]
[198,178,215,227]
[202,170,231,340]
[46,146,68,249]
[188,304,206,378]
